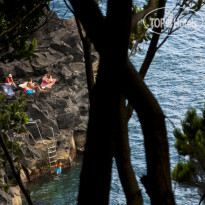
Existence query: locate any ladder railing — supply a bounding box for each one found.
[25,121,44,142]
[42,124,58,174]
[26,121,58,174]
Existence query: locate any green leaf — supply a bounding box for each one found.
[32,37,37,48]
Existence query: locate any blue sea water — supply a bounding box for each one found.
[24,1,205,204]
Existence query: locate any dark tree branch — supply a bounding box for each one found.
[75,20,95,103]
[115,96,143,205]
[0,1,46,39]
[123,60,175,205]
[63,0,74,14]
[125,0,166,124]
[0,1,51,62]
[127,0,165,122]
[64,0,95,103]
[68,0,106,54]
[139,0,166,78]
[199,190,205,205]
[0,133,34,205]
[126,102,134,122]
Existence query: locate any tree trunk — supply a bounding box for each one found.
[77,0,133,203]
[115,96,143,205]
[69,0,176,204]
[123,61,175,204]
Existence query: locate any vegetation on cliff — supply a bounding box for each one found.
[0,92,35,204]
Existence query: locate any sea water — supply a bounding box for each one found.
[23,1,205,204]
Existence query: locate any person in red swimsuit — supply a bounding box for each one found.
[5,73,16,88]
[3,73,17,96]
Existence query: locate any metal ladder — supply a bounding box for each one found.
[47,145,58,172]
[43,124,58,174]
[26,121,58,174]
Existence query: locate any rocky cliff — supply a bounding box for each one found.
[0,11,98,204]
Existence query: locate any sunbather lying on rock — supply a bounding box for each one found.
[27,78,45,92]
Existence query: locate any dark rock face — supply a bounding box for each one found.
[74,130,87,152]
[0,11,97,136]
[0,169,21,205]
[25,119,43,140]
[0,190,12,205]
[0,11,98,201]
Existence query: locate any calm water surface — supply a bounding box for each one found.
[23,161,82,205]
[25,1,205,204]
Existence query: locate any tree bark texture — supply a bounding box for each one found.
[106,1,143,204]
[115,96,143,205]
[69,0,176,204]
[124,61,175,204]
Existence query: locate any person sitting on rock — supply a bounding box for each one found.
[2,73,16,96]
[27,78,45,92]
[41,72,56,89]
[5,73,17,88]
[55,160,62,176]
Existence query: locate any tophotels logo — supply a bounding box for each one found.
[143,7,204,36]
